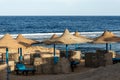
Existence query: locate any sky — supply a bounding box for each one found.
[0,0,120,16]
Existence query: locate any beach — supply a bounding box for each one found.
[0,45,120,80]
[0,38,120,80]
[0,16,120,80]
[1,61,120,80]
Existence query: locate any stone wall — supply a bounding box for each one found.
[33,57,71,74]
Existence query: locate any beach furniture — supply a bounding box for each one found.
[112,58,120,64]
[0,53,4,64]
[23,54,31,64]
[15,62,36,75]
[70,59,80,72]
[30,53,41,65]
[54,56,59,64]
[16,34,39,46]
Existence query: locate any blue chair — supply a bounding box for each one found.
[70,60,80,72]
[112,58,120,64]
[0,60,5,64]
[54,56,59,64]
[15,62,36,75]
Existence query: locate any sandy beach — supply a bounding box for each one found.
[1,62,120,80]
[0,0,120,77]
[0,46,120,80]
[0,30,120,80]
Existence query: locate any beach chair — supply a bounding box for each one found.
[112,58,120,64]
[54,56,59,64]
[15,62,36,75]
[70,59,80,72]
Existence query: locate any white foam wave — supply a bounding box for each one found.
[0,31,120,41]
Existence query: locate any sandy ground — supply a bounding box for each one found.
[1,60,120,80]
[0,60,91,80]
[1,33,120,80]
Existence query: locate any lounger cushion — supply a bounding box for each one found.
[16,63,26,70]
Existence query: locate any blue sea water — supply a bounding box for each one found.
[0,16,120,34]
[0,16,120,53]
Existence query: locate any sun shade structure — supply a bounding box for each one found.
[73,31,93,50]
[43,29,92,58]
[52,29,92,58]
[42,34,59,44]
[49,29,92,44]
[93,30,119,43]
[41,34,59,62]
[50,34,59,39]
[73,31,93,42]
[93,30,120,51]
[16,34,39,46]
[0,34,25,49]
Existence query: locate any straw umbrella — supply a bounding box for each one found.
[0,34,26,63]
[42,34,59,45]
[93,30,120,51]
[0,33,25,49]
[41,34,59,58]
[73,31,92,40]
[0,34,25,80]
[50,34,58,39]
[45,29,92,58]
[16,34,39,46]
[51,29,91,44]
[73,31,93,49]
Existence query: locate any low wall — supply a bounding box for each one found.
[33,57,71,74]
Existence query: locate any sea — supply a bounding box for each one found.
[0,16,120,53]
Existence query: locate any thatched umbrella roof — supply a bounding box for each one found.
[92,30,120,51]
[49,29,92,45]
[103,31,120,42]
[73,31,84,37]
[0,33,25,49]
[16,34,39,46]
[73,31,92,42]
[42,29,92,45]
[50,34,59,39]
[42,29,93,58]
[93,30,119,43]
[41,34,59,44]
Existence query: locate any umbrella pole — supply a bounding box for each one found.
[106,43,108,52]
[53,44,58,64]
[18,48,20,62]
[110,43,112,50]
[18,48,20,54]
[75,44,78,50]
[66,44,68,58]
[20,48,23,62]
[53,44,56,56]
[6,48,9,80]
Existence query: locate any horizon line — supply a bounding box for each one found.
[0,14,120,16]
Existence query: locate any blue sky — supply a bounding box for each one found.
[0,0,120,16]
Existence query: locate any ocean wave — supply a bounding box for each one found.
[0,31,120,41]
[0,31,120,53]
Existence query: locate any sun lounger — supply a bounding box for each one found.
[54,56,59,64]
[112,58,120,64]
[0,60,5,64]
[70,60,80,72]
[15,62,36,75]
[70,61,80,66]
